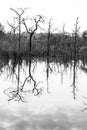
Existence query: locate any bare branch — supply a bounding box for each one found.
[10,8,28,16]
[6,20,18,34]
[10,8,19,16]
[22,18,30,34]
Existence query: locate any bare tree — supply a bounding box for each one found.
[3,8,43,102]
[10,8,27,52]
[71,17,80,99]
[7,18,18,34]
[46,19,53,92]
[22,15,44,54]
[6,18,18,52]
[3,8,28,102]
[47,19,52,57]
[46,19,58,92]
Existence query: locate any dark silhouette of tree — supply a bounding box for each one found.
[6,18,18,52]
[71,17,80,99]
[22,15,44,54]
[10,8,27,53]
[46,19,53,92]
[3,8,28,101]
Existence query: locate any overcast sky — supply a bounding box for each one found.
[0,0,87,32]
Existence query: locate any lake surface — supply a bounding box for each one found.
[0,58,87,130]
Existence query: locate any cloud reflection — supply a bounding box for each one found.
[0,105,87,130]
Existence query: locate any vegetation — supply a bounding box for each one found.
[0,8,86,64]
[0,10,82,57]
[0,19,86,63]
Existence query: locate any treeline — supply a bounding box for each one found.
[0,8,87,64]
[0,27,86,60]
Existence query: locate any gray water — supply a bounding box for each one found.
[0,60,87,130]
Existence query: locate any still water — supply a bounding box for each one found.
[0,58,87,130]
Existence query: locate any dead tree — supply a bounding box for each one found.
[71,17,80,99]
[6,18,18,52]
[3,8,28,102]
[10,7,27,96]
[47,19,53,57]
[10,8,27,52]
[7,18,18,35]
[46,19,58,92]
[22,15,44,54]
[46,19,53,92]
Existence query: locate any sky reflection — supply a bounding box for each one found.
[0,62,87,130]
[0,103,87,130]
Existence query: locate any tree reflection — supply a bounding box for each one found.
[46,55,51,93]
[20,58,42,95]
[4,55,24,102]
[71,61,78,99]
[4,56,43,101]
[71,17,80,99]
[46,19,52,93]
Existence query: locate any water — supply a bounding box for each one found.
[0,58,87,130]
